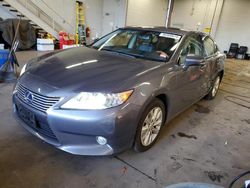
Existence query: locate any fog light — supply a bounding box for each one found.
[96,136,107,145]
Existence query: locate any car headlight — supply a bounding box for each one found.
[19,63,27,76]
[61,90,133,110]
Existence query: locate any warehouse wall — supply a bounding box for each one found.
[42,0,125,39]
[84,0,103,39]
[33,0,103,38]
[42,0,75,29]
[34,0,107,39]
[215,0,250,51]
[171,0,224,37]
[31,0,75,34]
[1,0,249,52]
[171,0,250,52]
[126,0,167,26]
[102,0,127,36]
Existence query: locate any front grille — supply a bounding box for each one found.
[16,83,60,113]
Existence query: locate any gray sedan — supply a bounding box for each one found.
[13,27,225,155]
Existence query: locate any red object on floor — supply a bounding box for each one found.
[59,32,75,49]
[67,40,75,45]
[59,32,68,49]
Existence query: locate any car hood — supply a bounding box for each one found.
[21,47,162,94]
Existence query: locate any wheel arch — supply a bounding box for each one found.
[155,93,169,123]
[219,70,224,81]
[132,93,170,150]
[137,91,170,125]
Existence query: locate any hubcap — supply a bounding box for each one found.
[141,107,163,146]
[212,76,220,97]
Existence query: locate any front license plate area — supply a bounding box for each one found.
[16,104,36,128]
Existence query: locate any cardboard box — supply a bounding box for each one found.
[37,39,54,51]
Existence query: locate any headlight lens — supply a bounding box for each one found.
[61,90,133,110]
[19,63,27,76]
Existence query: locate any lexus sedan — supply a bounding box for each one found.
[13,27,225,155]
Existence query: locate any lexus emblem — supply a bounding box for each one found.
[24,91,34,103]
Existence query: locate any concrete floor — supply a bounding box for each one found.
[0,51,250,188]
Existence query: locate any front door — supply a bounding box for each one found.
[173,34,206,113]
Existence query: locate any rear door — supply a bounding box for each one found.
[202,35,220,94]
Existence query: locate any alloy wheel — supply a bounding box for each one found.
[140,107,163,146]
[212,76,220,97]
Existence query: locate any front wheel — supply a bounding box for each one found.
[133,98,166,152]
[205,75,221,100]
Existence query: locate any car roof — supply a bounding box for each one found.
[123,26,190,36]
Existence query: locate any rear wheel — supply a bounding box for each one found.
[206,75,221,100]
[134,98,165,152]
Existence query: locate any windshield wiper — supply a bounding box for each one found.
[101,48,143,59]
[136,56,167,62]
[100,48,165,62]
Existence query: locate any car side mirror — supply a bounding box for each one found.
[183,55,204,70]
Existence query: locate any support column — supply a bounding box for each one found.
[165,0,174,28]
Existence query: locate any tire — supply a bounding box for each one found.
[133,98,166,152]
[205,75,221,100]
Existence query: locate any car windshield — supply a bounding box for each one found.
[92,29,182,62]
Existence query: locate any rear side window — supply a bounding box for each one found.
[203,37,215,57]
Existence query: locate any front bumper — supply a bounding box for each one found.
[13,94,141,156]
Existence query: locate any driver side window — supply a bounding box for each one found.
[179,35,203,66]
[203,37,215,57]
